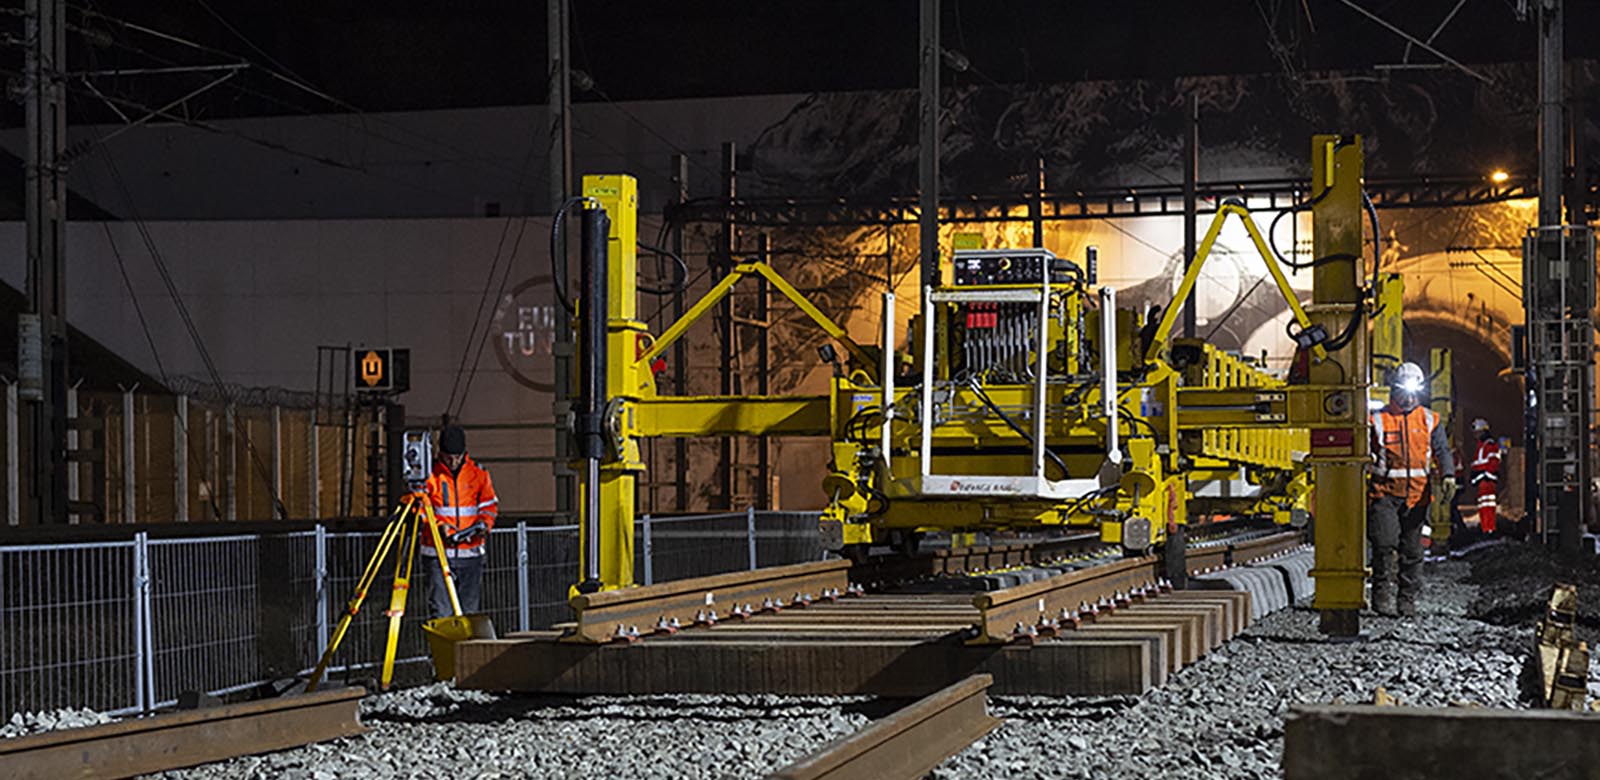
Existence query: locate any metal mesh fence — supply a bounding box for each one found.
[479,528,522,633]
[756,511,825,568]
[641,513,751,584]
[316,529,434,683]
[0,542,140,716]
[0,512,812,718]
[526,525,580,629]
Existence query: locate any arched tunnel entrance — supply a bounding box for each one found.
[1402,317,1521,445]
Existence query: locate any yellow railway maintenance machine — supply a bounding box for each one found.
[572,136,1372,634]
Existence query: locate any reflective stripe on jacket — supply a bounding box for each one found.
[1370,403,1452,509]
[420,456,498,558]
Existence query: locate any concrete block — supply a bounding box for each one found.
[1189,567,1287,620]
[1284,704,1600,780]
[1251,549,1315,602]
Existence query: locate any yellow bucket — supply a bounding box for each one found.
[421,614,498,681]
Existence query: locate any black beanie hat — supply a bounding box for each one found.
[440,425,467,455]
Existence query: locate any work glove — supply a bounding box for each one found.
[1441,477,1457,498]
[449,521,489,545]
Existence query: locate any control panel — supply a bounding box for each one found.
[953,249,1072,286]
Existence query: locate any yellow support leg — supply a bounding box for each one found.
[420,499,464,616]
[599,465,636,588]
[306,500,411,692]
[1307,134,1370,636]
[379,501,423,690]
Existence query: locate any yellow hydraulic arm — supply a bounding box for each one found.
[636,260,877,382]
[1144,201,1324,364]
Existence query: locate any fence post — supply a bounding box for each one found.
[270,405,282,518]
[315,523,329,654]
[133,531,155,712]
[66,383,77,518]
[309,418,320,517]
[516,521,530,632]
[6,381,17,526]
[123,387,136,524]
[641,514,654,586]
[224,405,237,521]
[174,396,189,523]
[746,506,758,570]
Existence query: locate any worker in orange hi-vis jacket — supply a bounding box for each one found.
[1368,362,1455,618]
[1468,418,1501,536]
[421,425,498,617]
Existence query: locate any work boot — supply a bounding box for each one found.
[1397,592,1418,617]
[1372,583,1398,617]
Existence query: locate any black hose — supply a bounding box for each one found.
[967,380,1071,479]
[637,241,689,295]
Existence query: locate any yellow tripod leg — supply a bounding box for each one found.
[379,501,423,690]
[421,500,465,616]
[306,500,412,692]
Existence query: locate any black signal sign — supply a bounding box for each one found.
[354,348,410,394]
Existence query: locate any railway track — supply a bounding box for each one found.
[458,526,1308,697]
[567,527,1305,647]
[0,527,1305,778]
[0,688,365,780]
[770,675,1000,780]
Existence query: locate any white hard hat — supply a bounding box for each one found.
[1471,418,1490,432]
[1390,362,1426,394]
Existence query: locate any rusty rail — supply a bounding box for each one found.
[1185,529,1304,575]
[769,674,1000,780]
[568,559,852,643]
[0,688,366,780]
[972,555,1160,643]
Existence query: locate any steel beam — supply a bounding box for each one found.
[0,688,366,780]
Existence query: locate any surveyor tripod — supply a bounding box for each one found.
[306,490,469,691]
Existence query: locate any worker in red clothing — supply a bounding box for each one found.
[1369,362,1455,617]
[421,425,498,617]
[1469,418,1501,536]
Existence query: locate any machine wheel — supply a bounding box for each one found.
[890,530,923,557]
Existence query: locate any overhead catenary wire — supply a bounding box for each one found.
[97,150,281,519]
[68,3,542,195]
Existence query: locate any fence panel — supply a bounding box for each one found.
[0,543,139,717]
[755,511,825,568]
[526,525,579,629]
[641,513,753,583]
[316,530,432,682]
[0,513,819,717]
[147,534,317,708]
[479,528,521,633]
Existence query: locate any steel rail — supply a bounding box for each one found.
[567,559,852,643]
[0,688,366,780]
[1185,529,1305,575]
[972,555,1161,643]
[769,674,1000,780]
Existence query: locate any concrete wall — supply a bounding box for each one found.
[0,97,802,221]
[0,217,568,512]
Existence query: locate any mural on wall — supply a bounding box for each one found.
[743,62,1599,198]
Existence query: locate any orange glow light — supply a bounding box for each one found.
[1489,170,1510,184]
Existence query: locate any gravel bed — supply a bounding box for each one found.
[935,558,1535,780]
[145,685,879,780]
[1,708,117,738]
[1464,539,1600,641]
